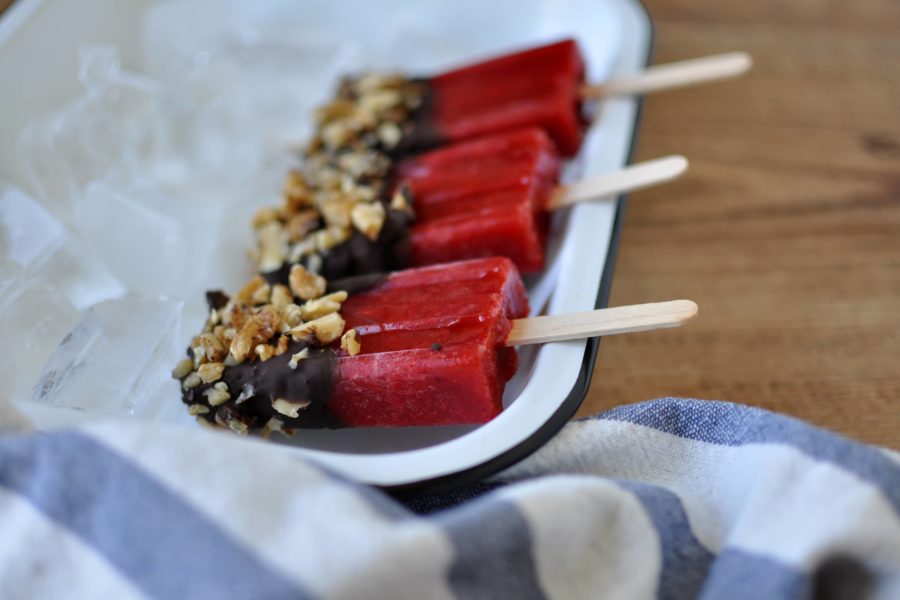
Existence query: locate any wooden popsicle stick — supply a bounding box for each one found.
[547,155,688,210]
[506,300,698,346]
[581,52,753,99]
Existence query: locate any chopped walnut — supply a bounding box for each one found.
[260,417,292,440]
[187,404,210,416]
[172,358,194,379]
[270,284,293,308]
[272,398,312,419]
[255,343,276,362]
[215,408,249,435]
[252,206,281,229]
[300,291,348,321]
[390,185,414,213]
[197,362,225,384]
[274,335,290,356]
[283,170,315,210]
[286,210,320,242]
[256,222,288,274]
[315,98,356,124]
[350,201,386,241]
[279,303,304,328]
[230,305,282,363]
[320,121,353,149]
[289,264,326,300]
[182,372,202,390]
[289,312,346,345]
[341,328,361,356]
[204,381,231,406]
[220,301,248,330]
[236,276,269,306]
[359,89,402,114]
[197,332,226,363]
[319,194,356,228]
[288,348,310,370]
[313,225,352,252]
[377,122,402,148]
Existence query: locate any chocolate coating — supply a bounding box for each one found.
[390,80,446,156]
[183,340,341,430]
[262,203,413,286]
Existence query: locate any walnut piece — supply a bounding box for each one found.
[288,348,310,370]
[197,362,225,384]
[341,328,361,357]
[236,276,268,306]
[230,305,282,363]
[289,312,346,345]
[272,398,312,419]
[197,332,226,363]
[204,382,231,406]
[270,284,293,308]
[171,358,194,379]
[289,264,326,300]
[300,291,348,321]
[256,222,288,274]
[350,201,386,241]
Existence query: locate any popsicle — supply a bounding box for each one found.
[312,40,751,158]
[175,257,528,433]
[174,257,697,435]
[257,128,686,281]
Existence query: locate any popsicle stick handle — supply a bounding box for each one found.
[582,51,753,99]
[506,300,698,346]
[547,155,688,210]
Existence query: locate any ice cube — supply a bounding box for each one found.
[0,185,65,268]
[31,295,183,418]
[0,269,82,404]
[18,46,161,225]
[0,184,125,309]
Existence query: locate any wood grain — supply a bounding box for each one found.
[577,0,900,449]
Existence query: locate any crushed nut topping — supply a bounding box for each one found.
[178,70,426,436]
[197,362,226,383]
[172,358,194,380]
[350,201,386,241]
[341,328,361,357]
[289,264,326,300]
[272,398,312,419]
[289,312,346,345]
[288,348,310,370]
[230,305,282,363]
[300,290,347,321]
[204,381,231,406]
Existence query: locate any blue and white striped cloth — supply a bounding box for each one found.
[1,398,898,599]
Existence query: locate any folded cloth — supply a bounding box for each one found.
[0,398,898,600]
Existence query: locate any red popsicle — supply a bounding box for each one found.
[330,256,528,426]
[421,39,586,156]
[259,128,686,281]
[178,257,529,431]
[397,127,561,273]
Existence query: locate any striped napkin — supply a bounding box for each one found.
[1,398,898,599]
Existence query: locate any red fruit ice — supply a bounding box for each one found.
[330,256,529,426]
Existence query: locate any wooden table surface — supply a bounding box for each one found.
[1,0,896,447]
[577,0,900,449]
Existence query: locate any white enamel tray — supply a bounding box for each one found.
[0,0,652,490]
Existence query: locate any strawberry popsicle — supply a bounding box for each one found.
[174,257,528,433]
[258,127,685,282]
[257,128,562,282]
[418,38,587,156]
[311,39,586,158]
